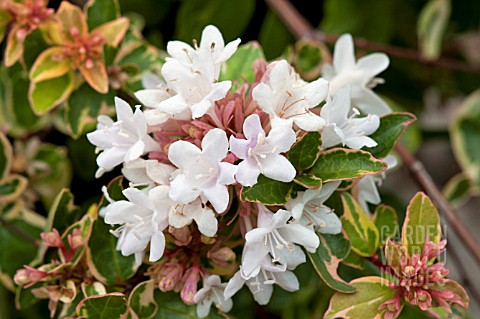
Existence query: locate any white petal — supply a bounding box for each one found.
[345,136,377,149]
[97,147,127,170]
[201,128,228,162]
[315,211,342,234]
[169,174,201,204]
[168,140,201,169]
[218,162,237,186]
[352,87,391,116]
[156,94,190,115]
[260,155,296,183]
[252,83,273,114]
[149,231,166,262]
[196,299,213,318]
[243,114,263,140]
[356,53,389,84]
[135,89,171,108]
[249,278,273,305]
[124,140,145,162]
[292,112,326,132]
[281,224,319,252]
[235,159,261,187]
[202,182,229,213]
[265,126,296,153]
[275,270,300,291]
[224,270,245,299]
[297,77,329,108]
[333,34,355,73]
[193,207,218,237]
[229,136,253,160]
[167,40,195,64]
[114,97,134,122]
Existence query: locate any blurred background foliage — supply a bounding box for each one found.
[1,0,480,318]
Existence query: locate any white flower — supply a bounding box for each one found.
[87,97,160,178]
[158,59,232,119]
[252,60,328,131]
[229,114,296,186]
[168,128,237,213]
[151,185,218,237]
[285,181,342,233]
[103,186,169,264]
[121,158,175,187]
[322,34,391,115]
[224,256,299,305]
[194,275,233,318]
[356,155,397,213]
[241,205,319,278]
[320,86,380,149]
[167,25,240,80]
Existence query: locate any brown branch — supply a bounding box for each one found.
[0,216,38,246]
[264,0,480,74]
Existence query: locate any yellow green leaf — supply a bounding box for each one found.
[341,193,380,257]
[4,25,27,67]
[401,192,441,257]
[324,276,398,319]
[29,71,75,114]
[0,174,28,203]
[0,9,11,43]
[30,46,71,82]
[92,17,129,48]
[0,132,12,182]
[417,0,451,60]
[57,1,88,40]
[79,56,109,94]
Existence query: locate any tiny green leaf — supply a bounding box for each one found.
[0,175,28,203]
[363,112,416,159]
[46,189,82,235]
[219,41,265,85]
[341,193,379,257]
[241,175,294,205]
[417,0,451,60]
[372,205,398,245]
[129,280,158,319]
[76,293,129,319]
[451,90,480,189]
[287,132,322,172]
[0,132,12,182]
[324,276,398,319]
[29,71,74,115]
[309,149,386,182]
[308,233,356,293]
[401,192,441,257]
[443,173,472,207]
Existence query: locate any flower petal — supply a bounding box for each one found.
[260,155,296,183]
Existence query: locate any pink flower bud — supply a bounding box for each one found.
[41,229,63,248]
[158,263,184,292]
[208,247,235,267]
[169,226,192,246]
[180,267,200,305]
[67,228,83,251]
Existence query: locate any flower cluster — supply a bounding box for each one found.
[87,26,392,317]
[379,239,468,319]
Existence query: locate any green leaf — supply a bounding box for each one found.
[308,233,356,293]
[241,175,294,205]
[417,0,451,60]
[324,276,398,319]
[175,0,254,44]
[129,280,158,319]
[401,192,441,257]
[309,149,387,182]
[29,71,74,115]
[76,293,129,319]
[0,133,12,182]
[22,29,50,70]
[372,205,398,245]
[259,9,294,60]
[219,41,265,85]
[153,291,224,319]
[0,175,28,203]
[87,177,137,285]
[341,193,379,257]
[81,281,107,297]
[66,83,115,138]
[0,210,44,291]
[85,0,120,30]
[60,212,94,266]
[363,112,416,159]
[342,250,364,270]
[293,175,322,188]
[451,90,480,188]
[92,17,130,48]
[291,40,325,80]
[443,173,472,206]
[287,132,322,172]
[46,189,82,234]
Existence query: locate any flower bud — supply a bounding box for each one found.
[159,263,184,292]
[180,267,200,305]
